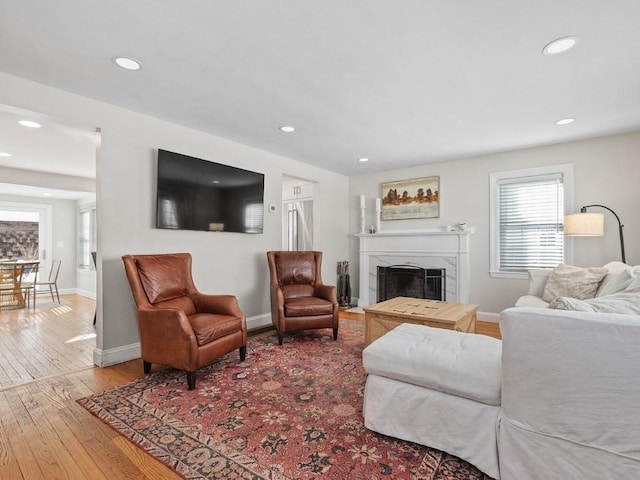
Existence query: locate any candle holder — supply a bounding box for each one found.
[360,207,366,234]
[375,198,382,233]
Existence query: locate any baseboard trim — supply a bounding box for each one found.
[478,311,500,323]
[74,288,96,300]
[248,313,272,331]
[93,342,141,367]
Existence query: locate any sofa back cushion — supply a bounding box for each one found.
[542,264,607,302]
[526,269,552,297]
[596,261,634,296]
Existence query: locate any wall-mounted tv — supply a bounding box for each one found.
[156,149,264,234]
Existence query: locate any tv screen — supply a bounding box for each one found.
[156,149,264,234]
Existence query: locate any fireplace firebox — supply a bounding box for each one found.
[377,265,445,303]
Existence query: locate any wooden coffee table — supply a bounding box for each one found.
[363,297,478,345]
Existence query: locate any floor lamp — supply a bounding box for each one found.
[564,204,626,263]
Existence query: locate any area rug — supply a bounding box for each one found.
[78,320,493,480]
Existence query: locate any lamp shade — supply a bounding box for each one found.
[564,213,604,236]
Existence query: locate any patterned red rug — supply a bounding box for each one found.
[78,320,493,480]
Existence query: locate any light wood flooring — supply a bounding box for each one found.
[0,297,501,479]
[0,295,96,389]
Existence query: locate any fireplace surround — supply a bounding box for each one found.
[356,228,474,307]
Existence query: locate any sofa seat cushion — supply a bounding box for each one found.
[284,296,333,317]
[515,295,550,308]
[363,323,502,406]
[189,313,244,346]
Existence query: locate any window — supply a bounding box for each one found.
[78,204,97,269]
[490,164,573,278]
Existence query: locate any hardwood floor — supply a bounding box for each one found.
[0,295,96,389]
[0,298,501,479]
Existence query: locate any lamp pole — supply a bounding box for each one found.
[581,204,626,263]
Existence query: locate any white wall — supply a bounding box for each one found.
[76,195,97,298]
[0,72,349,365]
[349,131,640,314]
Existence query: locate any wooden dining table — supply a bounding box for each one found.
[0,260,40,310]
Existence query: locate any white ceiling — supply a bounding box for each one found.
[0,1,639,178]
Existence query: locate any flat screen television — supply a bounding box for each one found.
[156,149,264,234]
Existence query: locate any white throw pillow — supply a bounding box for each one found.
[596,261,632,296]
[597,268,634,297]
[542,264,608,302]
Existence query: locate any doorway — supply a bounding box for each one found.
[0,104,98,385]
[0,201,53,276]
[282,176,315,251]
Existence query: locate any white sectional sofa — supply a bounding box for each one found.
[515,261,639,311]
[363,305,640,479]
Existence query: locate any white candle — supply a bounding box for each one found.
[360,195,365,209]
[375,198,381,211]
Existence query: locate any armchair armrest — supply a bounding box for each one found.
[191,293,244,317]
[137,307,198,370]
[314,284,338,304]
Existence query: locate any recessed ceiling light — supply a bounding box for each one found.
[279,125,295,133]
[0,152,11,157]
[556,118,575,125]
[18,120,42,128]
[543,37,578,55]
[42,193,52,196]
[358,157,369,163]
[212,180,220,184]
[112,56,142,70]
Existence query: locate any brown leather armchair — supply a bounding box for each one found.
[122,253,247,390]
[266,251,339,345]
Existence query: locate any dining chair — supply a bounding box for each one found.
[34,259,62,304]
[20,261,40,308]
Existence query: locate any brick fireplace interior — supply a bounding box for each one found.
[377,265,446,303]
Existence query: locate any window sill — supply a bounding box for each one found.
[489,271,528,280]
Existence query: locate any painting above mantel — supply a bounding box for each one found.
[381,176,440,220]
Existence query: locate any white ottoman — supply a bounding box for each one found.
[363,323,502,479]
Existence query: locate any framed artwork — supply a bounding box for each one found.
[381,176,440,220]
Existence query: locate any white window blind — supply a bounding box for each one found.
[497,174,565,271]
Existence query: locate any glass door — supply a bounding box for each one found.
[0,201,52,278]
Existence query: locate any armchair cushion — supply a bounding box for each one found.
[136,254,191,303]
[154,295,197,315]
[189,313,245,345]
[284,296,334,317]
[282,284,315,299]
[275,251,317,286]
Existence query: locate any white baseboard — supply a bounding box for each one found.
[248,313,272,331]
[93,342,141,367]
[477,311,500,323]
[74,288,96,299]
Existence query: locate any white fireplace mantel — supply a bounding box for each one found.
[356,228,474,307]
